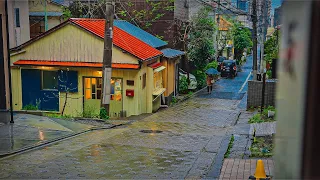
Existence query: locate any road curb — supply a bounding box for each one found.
[206,134,232,179]
[0,122,128,159]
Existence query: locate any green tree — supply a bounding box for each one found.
[264,29,280,63]
[63,0,174,37]
[233,23,252,61]
[188,8,216,70]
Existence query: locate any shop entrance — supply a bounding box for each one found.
[83,77,123,118]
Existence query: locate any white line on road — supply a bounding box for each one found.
[238,71,252,94]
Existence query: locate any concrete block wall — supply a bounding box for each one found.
[247,80,277,109]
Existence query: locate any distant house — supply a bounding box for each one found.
[29,0,65,38]
[217,17,234,59]
[7,0,31,47]
[10,18,184,117]
[274,5,282,27]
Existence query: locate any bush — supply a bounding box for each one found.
[179,76,189,94]
[192,70,206,89]
[205,61,218,70]
[266,70,272,78]
[22,104,38,110]
[171,96,177,104]
[83,104,99,118]
[248,106,276,123]
[99,107,109,120]
[248,114,264,123]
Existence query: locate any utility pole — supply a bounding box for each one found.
[215,0,220,61]
[102,0,114,115]
[260,0,268,73]
[252,0,258,80]
[44,0,48,31]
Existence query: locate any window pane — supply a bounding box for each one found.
[42,71,58,90]
[97,90,102,99]
[92,94,96,99]
[97,78,102,88]
[85,89,91,99]
[111,79,115,95]
[15,8,20,27]
[92,84,96,95]
[143,73,146,89]
[85,78,91,89]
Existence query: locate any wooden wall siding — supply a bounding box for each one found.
[10,24,139,65]
[163,59,168,96]
[162,58,177,97]
[29,0,62,12]
[59,68,141,117]
[11,57,162,117]
[11,67,145,117]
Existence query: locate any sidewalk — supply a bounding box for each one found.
[217,109,276,179]
[219,158,274,180]
[0,114,114,156]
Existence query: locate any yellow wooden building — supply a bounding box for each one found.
[10,18,168,118]
[161,49,185,104]
[112,20,185,105]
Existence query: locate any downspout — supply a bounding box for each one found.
[5,0,14,123]
[44,0,48,31]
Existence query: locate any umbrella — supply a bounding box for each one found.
[205,68,220,75]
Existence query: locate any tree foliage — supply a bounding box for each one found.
[233,23,252,61]
[188,8,216,70]
[116,0,174,31]
[205,61,218,70]
[63,0,174,37]
[264,29,280,63]
[179,76,189,94]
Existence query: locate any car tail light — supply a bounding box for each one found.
[233,66,237,71]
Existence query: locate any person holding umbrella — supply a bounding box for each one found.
[205,68,220,94]
[206,74,213,94]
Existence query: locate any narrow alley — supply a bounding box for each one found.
[0,56,254,179]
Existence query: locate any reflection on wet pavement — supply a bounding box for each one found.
[0,56,256,179]
[0,96,241,179]
[0,114,94,155]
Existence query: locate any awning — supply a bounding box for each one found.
[154,66,166,73]
[161,48,185,58]
[29,12,63,17]
[153,88,166,96]
[148,62,162,69]
[13,60,140,69]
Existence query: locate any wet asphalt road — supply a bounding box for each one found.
[0,57,253,179]
[200,55,253,102]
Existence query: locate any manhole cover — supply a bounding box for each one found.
[140,130,163,133]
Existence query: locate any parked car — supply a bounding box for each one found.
[220,60,238,78]
[179,69,197,90]
[217,56,227,72]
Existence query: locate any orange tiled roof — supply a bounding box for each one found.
[69,18,163,61]
[13,60,140,69]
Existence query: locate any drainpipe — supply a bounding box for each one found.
[44,0,48,31]
[5,0,14,123]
